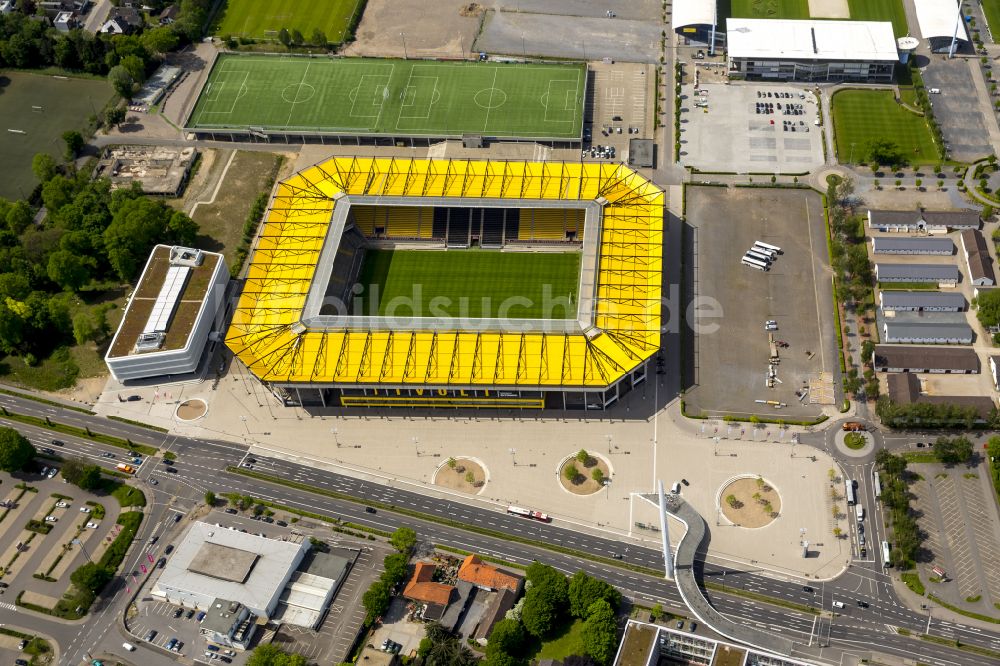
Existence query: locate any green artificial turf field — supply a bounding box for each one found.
[215,0,363,42]
[355,249,581,319]
[832,90,939,164]
[187,55,586,138]
[728,0,810,19]
[0,72,111,200]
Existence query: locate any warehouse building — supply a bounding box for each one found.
[874,263,960,285]
[879,290,965,312]
[867,209,980,232]
[672,0,720,48]
[105,245,228,382]
[882,322,973,344]
[871,236,953,255]
[960,229,996,286]
[913,0,969,54]
[872,345,979,373]
[725,19,897,82]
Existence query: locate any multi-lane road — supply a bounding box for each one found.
[1,389,999,665]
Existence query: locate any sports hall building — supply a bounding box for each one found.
[225,157,664,411]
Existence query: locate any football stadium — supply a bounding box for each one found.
[226,157,664,410]
[186,55,587,144]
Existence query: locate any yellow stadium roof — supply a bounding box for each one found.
[226,157,663,390]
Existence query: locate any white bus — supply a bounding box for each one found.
[751,246,777,260]
[873,471,882,499]
[754,240,782,254]
[742,255,769,271]
[845,479,856,506]
[746,249,773,263]
[881,540,891,568]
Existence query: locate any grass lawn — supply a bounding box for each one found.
[531,619,587,661]
[188,54,586,139]
[984,0,1000,42]
[846,0,908,37]
[191,150,284,258]
[215,0,364,42]
[355,249,581,319]
[729,0,810,19]
[0,72,112,200]
[832,90,939,165]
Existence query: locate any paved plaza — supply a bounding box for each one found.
[94,362,850,582]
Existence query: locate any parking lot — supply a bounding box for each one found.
[679,84,824,173]
[273,541,384,665]
[921,58,994,162]
[910,462,1000,613]
[682,186,834,419]
[585,61,654,162]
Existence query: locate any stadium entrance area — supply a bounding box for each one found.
[186,54,586,143]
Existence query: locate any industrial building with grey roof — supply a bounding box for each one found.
[882,321,973,344]
[872,345,980,373]
[867,209,980,232]
[874,263,960,284]
[879,290,966,311]
[871,237,953,255]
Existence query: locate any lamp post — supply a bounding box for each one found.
[72,538,92,563]
[400,32,408,59]
[509,448,517,466]
[332,427,340,448]
[412,436,420,456]
[606,434,613,454]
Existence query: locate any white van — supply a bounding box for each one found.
[855,505,865,521]
[123,642,136,652]
[832,600,845,609]
[670,482,681,494]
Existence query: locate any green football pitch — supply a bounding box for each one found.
[355,249,581,319]
[215,0,362,42]
[187,55,586,138]
[832,90,939,164]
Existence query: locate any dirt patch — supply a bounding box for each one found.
[433,457,487,494]
[559,452,610,496]
[720,477,781,528]
[460,3,485,16]
[344,0,482,59]
[176,398,208,421]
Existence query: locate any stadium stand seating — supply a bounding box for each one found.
[447,208,471,247]
[350,206,376,236]
[481,208,504,247]
[386,206,421,238]
[521,209,567,240]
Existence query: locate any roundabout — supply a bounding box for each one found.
[833,428,874,458]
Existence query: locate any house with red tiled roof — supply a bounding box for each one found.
[457,555,523,593]
[403,562,455,619]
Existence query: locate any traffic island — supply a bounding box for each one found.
[558,451,611,496]
[834,430,873,457]
[432,457,488,495]
[175,398,208,421]
[718,476,782,528]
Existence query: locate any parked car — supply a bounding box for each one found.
[676,620,684,629]
[148,535,158,545]
[79,507,91,513]
[207,645,220,652]
[276,520,288,527]
[225,508,238,515]
[165,638,177,650]
[47,467,58,478]
[144,630,157,641]
[56,501,69,508]
[51,439,64,447]
[86,522,99,529]
[44,516,57,523]
[165,544,174,554]
[197,611,206,622]
[185,609,195,619]
[165,467,178,474]
[172,609,183,619]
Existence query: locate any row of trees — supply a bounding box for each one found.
[361,527,417,623]
[244,644,308,666]
[875,450,920,569]
[485,564,622,666]
[972,288,1000,345]
[876,396,1000,429]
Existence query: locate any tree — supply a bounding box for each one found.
[576,449,589,464]
[108,65,136,98]
[105,105,126,128]
[381,552,409,586]
[77,465,103,490]
[72,312,97,345]
[933,436,974,465]
[167,210,199,245]
[485,618,525,657]
[591,468,604,483]
[563,657,598,666]
[582,599,618,665]
[564,463,580,482]
[0,427,35,472]
[32,153,57,183]
[975,288,1000,329]
[521,585,560,637]
[278,28,291,49]
[568,570,622,618]
[50,251,94,292]
[204,491,216,506]
[865,138,904,167]
[141,26,179,55]
[59,457,86,485]
[63,130,84,160]
[103,197,174,279]
[6,200,33,235]
[525,560,569,606]
[390,526,417,554]
[310,28,327,47]
[651,602,663,620]
[246,644,309,666]
[70,562,112,593]
[987,435,1000,462]
[290,29,304,46]
[362,580,392,623]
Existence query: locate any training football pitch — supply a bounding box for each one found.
[215,0,363,42]
[831,90,939,164]
[187,55,586,139]
[355,249,582,319]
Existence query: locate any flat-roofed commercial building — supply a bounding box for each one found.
[868,209,980,232]
[883,322,973,344]
[871,237,953,255]
[914,0,969,53]
[879,290,965,311]
[105,245,228,382]
[875,263,960,285]
[672,0,719,47]
[872,345,979,373]
[725,19,897,82]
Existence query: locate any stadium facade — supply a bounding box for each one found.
[226,157,664,411]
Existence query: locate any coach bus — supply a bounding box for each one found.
[750,246,777,260]
[873,471,882,499]
[845,479,856,506]
[753,241,782,254]
[742,255,770,271]
[746,249,773,263]
[507,506,552,522]
[881,540,891,568]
